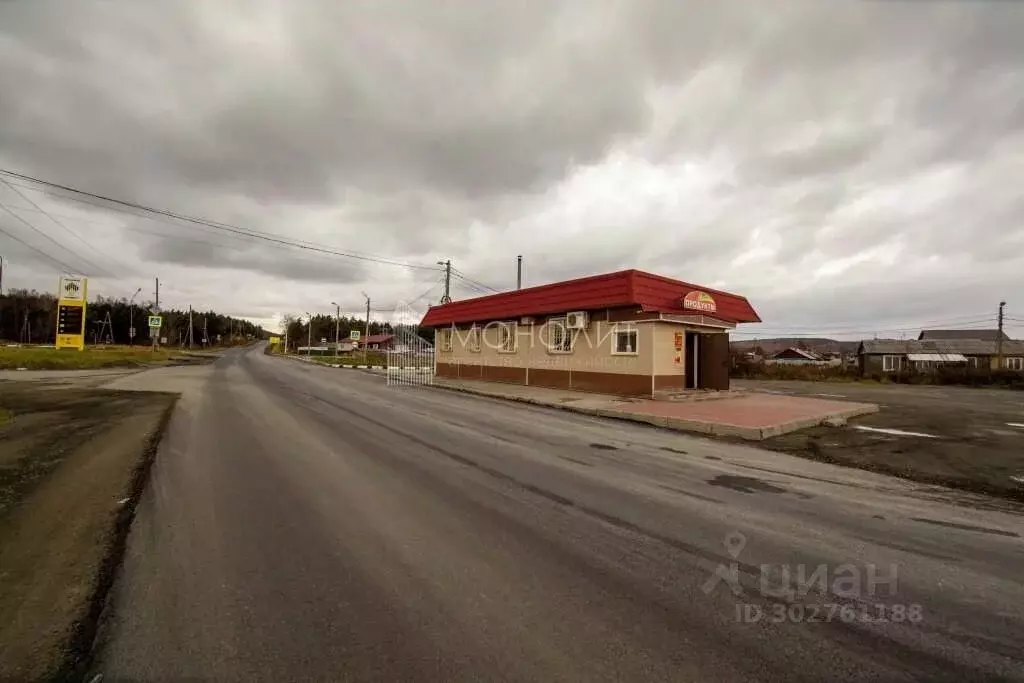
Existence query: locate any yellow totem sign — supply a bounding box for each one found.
[55,275,88,350]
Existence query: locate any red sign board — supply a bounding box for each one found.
[682,290,717,313]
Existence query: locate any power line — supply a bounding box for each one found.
[0,199,111,276]
[0,179,126,276]
[451,268,500,293]
[0,169,439,272]
[733,314,997,334]
[0,222,79,272]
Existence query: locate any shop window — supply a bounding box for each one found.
[1006,357,1024,371]
[613,327,638,355]
[882,355,901,372]
[498,322,517,353]
[547,317,573,353]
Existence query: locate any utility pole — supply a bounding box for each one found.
[331,301,340,358]
[188,305,194,350]
[305,312,312,356]
[997,301,1006,369]
[154,277,161,349]
[437,260,452,304]
[128,287,141,345]
[362,292,370,365]
[98,311,114,344]
[517,254,522,290]
[1,255,5,341]
[202,316,208,346]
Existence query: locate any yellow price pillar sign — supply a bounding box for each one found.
[55,276,88,350]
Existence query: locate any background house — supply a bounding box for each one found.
[859,339,1024,375]
[766,347,832,365]
[918,329,1010,342]
[361,333,395,350]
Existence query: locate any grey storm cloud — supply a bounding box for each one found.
[1,0,1023,336]
[135,233,367,286]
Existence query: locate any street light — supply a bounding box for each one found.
[128,287,142,345]
[330,301,340,358]
[305,312,312,356]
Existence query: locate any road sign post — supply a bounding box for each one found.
[148,315,163,350]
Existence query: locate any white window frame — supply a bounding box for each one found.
[882,354,901,372]
[468,325,481,353]
[546,317,574,354]
[967,356,981,369]
[439,328,453,352]
[612,325,638,355]
[498,322,517,353]
[1006,357,1024,371]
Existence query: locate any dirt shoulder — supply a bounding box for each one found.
[0,381,176,681]
[734,380,1024,503]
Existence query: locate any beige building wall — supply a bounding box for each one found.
[651,322,687,377]
[436,319,655,376]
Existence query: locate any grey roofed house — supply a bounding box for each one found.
[859,339,1024,355]
[918,329,1010,342]
[858,338,1024,375]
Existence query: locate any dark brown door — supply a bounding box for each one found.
[698,333,730,390]
[685,331,697,389]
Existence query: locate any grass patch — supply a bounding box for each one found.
[0,345,175,370]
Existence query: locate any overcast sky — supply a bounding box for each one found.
[1,0,1022,338]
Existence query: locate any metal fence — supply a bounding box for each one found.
[386,304,434,387]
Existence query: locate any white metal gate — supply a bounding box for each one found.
[386,302,434,387]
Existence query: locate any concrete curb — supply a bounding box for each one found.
[427,381,879,441]
[277,355,429,371]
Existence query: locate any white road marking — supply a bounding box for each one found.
[1007,423,1024,429]
[1011,475,1024,485]
[853,425,939,439]
[813,393,847,398]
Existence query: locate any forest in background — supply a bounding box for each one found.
[0,289,265,346]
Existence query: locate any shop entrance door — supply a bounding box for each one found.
[697,332,730,390]
[684,331,698,389]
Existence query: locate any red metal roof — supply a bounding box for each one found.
[420,269,760,327]
[362,334,394,344]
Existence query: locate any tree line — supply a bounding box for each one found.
[0,289,265,346]
[280,314,433,352]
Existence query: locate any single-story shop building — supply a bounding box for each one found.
[419,269,761,396]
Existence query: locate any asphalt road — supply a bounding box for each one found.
[95,346,1024,682]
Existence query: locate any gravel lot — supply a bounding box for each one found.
[734,380,1024,502]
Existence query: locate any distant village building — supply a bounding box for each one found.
[766,348,832,366]
[858,338,1024,375]
[361,334,395,350]
[918,329,1010,342]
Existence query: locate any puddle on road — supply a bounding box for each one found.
[590,443,618,451]
[659,446,689,455]
[853,425,939,439]
[707,474,786,495]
